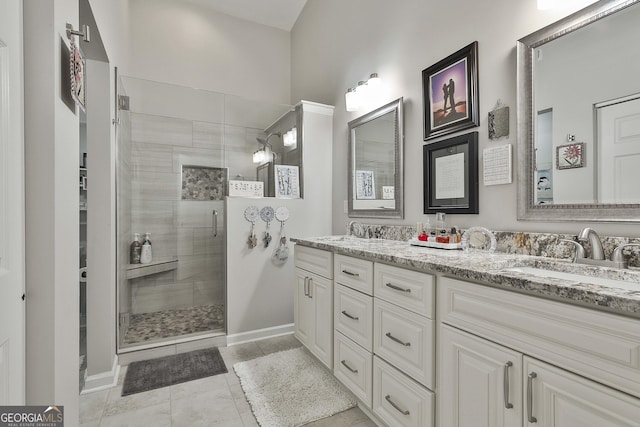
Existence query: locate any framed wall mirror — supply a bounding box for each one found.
[348,97,404,218]
[517,0,640,222]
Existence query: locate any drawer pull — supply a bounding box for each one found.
[385,282,411,293]
[503,361,513,409]
[303,277,309,296]
[385,332,411,347]
[341,310,359,321]
[340,360,358,374]
[527,372,537,423]
[385,395,410,416]
[342,269,359,277]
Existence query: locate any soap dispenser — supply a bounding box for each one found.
[140,232,153,264]
[130,233,142,264]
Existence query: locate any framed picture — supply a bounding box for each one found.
[275,165,300,199]
[70,38,86,111]
[422,41,479,140]
[556,142,585,169]
[355,170,376,199]
[423,132,479,214]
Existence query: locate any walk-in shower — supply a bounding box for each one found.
[115,76,294,351]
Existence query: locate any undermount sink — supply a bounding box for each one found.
[502,267,640,292]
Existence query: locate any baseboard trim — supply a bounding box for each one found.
[81,355,120,394]
[226,323,294,346]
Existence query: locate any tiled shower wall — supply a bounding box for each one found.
[124,111,266,317]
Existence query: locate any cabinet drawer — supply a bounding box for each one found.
[374,263,435,318]
[439,276,640,399]
[373,356,434,427]
[334,254,374,295]
[334,331,373,409]
[294,245,333,279]
[335,284,373,351]
[373,299,434,388]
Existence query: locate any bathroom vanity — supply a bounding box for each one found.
[292,236,640,427]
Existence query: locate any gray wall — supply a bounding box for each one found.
[291,0,640,238]
[126,0,291,104]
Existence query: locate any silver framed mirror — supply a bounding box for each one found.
[348,97,404,218]
[517,0,640,222]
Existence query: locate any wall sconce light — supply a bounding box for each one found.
[253,149,266,163]
[283,127,297,147]
[344,73,382,112]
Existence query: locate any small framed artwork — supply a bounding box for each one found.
[423,132,479,214]
[70,38,86,112]
[275,165,300,199]
[556,142,585,169]
[355,170,375,199]
[422,41,479,140]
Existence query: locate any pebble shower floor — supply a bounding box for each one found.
[123,304,225,344]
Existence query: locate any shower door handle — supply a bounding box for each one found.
[212,210,218,237]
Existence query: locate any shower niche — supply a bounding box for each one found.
[116,76,297,351]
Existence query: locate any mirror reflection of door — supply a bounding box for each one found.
[535,109,553,204]
[596,95,640,204]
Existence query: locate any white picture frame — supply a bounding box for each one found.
[274,165,300,199]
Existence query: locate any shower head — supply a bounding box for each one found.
[256,132,281,146]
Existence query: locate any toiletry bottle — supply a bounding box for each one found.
[418,219,428,241]
[130,233,142,264]
[437,229,450,243]
[140,233,153,264]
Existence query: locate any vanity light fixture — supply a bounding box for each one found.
[344,73,382,111]
[283,127,297,147]
[253,149,266,163]
[345,88,359,112]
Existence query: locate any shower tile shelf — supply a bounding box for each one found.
[126,258,178,280]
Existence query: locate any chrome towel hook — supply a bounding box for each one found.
[66,23,91,43]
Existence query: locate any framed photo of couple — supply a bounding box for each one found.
[422,41,479,140]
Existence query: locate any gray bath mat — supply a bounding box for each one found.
[122,347,227,396]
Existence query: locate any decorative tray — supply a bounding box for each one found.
[408,238,462,250]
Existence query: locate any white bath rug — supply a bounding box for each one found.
[233,347,357,426]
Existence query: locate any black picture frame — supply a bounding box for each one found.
[422,41,479,140]
[423,132,479,214]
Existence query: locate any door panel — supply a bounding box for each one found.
[0,0,25,404]
[439,325,522,427]
[597,96,640,203]
[524,356,640,426]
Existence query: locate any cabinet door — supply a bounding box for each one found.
[309,274,333,369]
[524,357,640,427]
[294,268,313,346]
[439,325,523,427]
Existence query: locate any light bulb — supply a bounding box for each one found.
[253,149,265,163]
[367,73,381,88]
[345,87,358,112]
[355,81,369,108]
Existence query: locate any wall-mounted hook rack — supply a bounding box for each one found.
[66,23,91,43]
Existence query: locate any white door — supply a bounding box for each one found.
[439,325,522,427]
[596,95,640,204]
[524,356,640,426]
[0,0,26,404]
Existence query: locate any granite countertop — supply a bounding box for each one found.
[291,235,640,318]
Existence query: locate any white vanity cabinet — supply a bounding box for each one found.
[294,246,333,369]
[438,276,640,427]
[333,254,375,408]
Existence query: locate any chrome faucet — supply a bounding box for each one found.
[577,227,605,260]
[611,243,640,269]
[567,228,636,269]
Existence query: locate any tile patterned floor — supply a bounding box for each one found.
[123,304,225,344]
[80,334,377,427]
